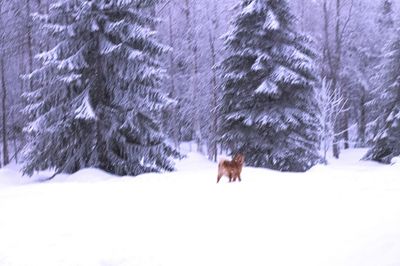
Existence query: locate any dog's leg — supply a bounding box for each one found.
[217,174,222,183]
[232,171,238,182]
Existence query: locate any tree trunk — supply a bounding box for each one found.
[193,38,202,153]
[323,0,346,159]
[92,35,107,170]
[332,80,340,159]
[184,0,203,153]
[168,7,180,150]
[19,46,25,93]
[335,0,350,151]
[300,0,305,32]
[0,57,9,166]
[209,31,218,162]
[207,0,220,162]
[358,91,366,146]
[150,5,156,31]
[12,134,18,163]
[342,104,350,149]
[26,0,34,88]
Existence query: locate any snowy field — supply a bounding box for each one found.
[0,148,400,266]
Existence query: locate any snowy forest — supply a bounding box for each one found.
[0,0,399,176]
[2,1,400,266]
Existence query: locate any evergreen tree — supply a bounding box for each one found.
[367,0,396,141]
[23,0,179,176]
[219,0,320,172]
[364,29,400,164]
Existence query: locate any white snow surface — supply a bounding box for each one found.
[1,148,400,266]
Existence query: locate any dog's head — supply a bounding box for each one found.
[233,154,245,165]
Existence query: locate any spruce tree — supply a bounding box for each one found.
[367,0,396,140]
[364,29,400,164]
[23,0,178,176]
[219,0,320,172]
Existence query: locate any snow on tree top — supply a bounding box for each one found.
[242,0,264,15]
[75,94,96,120]
[91,20,100,32]
[264,10,280,31]
[57,47,89,71]
[251,53,271,71]
[100,38,122,55]
[386,108,400,123]
[60,74,82,84]
[271,66,307,85]
[105,20,125,33]
[128,49,143,60]
[255,79,279,95]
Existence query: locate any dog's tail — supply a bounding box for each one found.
[217,159,226,183]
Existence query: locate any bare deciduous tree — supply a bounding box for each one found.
[317,79,347,164]
[321,0,354,158]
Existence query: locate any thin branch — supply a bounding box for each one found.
[323,0,334,76]
[339,0,354,44]
[334,122,357,136]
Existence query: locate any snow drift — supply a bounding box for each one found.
[0,149,399,266]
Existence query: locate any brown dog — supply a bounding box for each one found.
[217,154,245,183]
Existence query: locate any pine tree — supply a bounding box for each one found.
[23,0,179,177]
[364,29,400,164]
[219,0,320,172]
[367,0,396,141]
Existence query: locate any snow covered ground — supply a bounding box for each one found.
[0,148,400,266]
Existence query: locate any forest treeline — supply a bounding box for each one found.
[0,0,399,176]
